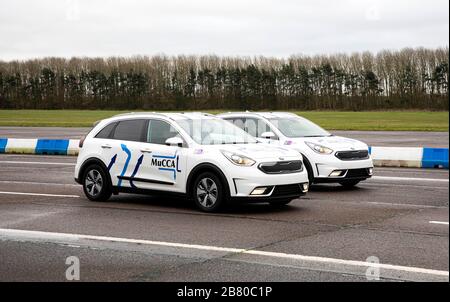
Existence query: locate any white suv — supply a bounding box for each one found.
[218,112,373,187]
[74,112,309,212]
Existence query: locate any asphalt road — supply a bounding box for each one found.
[0,127,448,147]
[0,154,448,282]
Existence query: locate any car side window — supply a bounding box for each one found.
[111,119,146,142]
[257,119,275,138]
[243,118,275,138]
[244,118,258,137]
[95,122,117,139]
[147,119,182,145]
[226,118,245,131]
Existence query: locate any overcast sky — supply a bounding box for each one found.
[0,0,448,60]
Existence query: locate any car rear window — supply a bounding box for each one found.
[95,122,117,139]
[112,119,146,142]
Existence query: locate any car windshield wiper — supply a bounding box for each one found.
[219,141,256,145]
[301,134,333,138]
[221,141,243,145]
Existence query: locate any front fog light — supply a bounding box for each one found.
[329,170,346,177]
[368,168,373,175]
[251,187,270,195]
[301,183,309,192]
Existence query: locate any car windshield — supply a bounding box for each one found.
[176,118,258,145]
[269,117,331,138]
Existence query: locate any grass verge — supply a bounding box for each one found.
[0,110,448,131]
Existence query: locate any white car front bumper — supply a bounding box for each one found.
[313,156,374,183]
[226,166,309,198]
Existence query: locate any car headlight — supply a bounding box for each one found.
[305,142,333,154]
[221,150,255,166]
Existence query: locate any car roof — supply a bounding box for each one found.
[93,112,219,127]
[109,112,217,121]
[218,111,298,119]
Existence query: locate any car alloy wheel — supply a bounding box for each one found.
[196,177,218,208]
[85,169,103,197]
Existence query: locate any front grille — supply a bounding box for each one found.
[258,160,303,174]
[272,184,302,197]
[335,150,369,161]
[346,168,371,178]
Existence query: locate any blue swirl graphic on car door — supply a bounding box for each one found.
[114,144,180,187]
[107,154,117,171]
[117,144,131,187]
[129,154,144,188]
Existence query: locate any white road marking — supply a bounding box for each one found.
[363,182,447,190]
[348,201,448,209]
[0,191,79,198]
[375,168,450,174]
[429,221,449,225]
[372,176,449,183]
[0,161,75,166]
[0,228,447,278]
[0,180,78,187]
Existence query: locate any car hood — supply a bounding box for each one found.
[289,136,368,151]
[209,143,301,160]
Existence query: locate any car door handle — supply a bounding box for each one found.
[101,144,112,149]
[140,149,152,153]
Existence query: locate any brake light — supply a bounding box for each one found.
[79,136,86,148]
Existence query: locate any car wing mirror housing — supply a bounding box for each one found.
[165,136,184,147]
[260,131,276,140]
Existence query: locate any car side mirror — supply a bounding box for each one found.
[260,131,276,140]
[165,136,184,147]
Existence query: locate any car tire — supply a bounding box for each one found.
[193,172,226,212]
[301,155,315,185]
[82,164,112,202]
[269,199,294,207]
[339,180,360,188]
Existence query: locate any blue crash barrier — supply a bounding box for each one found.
[0,138,7,153]
[0,138,448,169]
[35,139,70,155]
[422,148,449,169]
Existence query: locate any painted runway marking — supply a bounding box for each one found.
[0,191,79,198]
[0,161,75,166]
[0,228,447,278]
[372,176,449,183]
[429,221,449,225]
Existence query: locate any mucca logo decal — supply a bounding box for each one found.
[151,157,176,168]
[152,151,181,180]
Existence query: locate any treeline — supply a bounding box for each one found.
[0,47,448,111]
